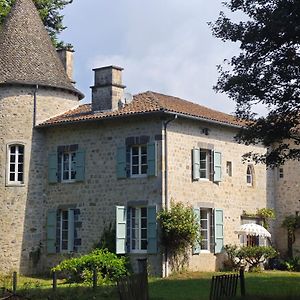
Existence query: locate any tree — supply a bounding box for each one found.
[210,0,300,167]
[0,0,73,48]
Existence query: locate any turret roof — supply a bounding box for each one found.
[0,0,83,99]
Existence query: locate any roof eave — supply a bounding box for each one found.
[36,109,242,129]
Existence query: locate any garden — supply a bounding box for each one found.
[1,203,300,300]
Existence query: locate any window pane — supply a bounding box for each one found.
[132,166,139,175]
[10,164,15,172]
[62,231,68,240]
[141,240,147,250]
[131,239,136,250]
[141,229,147,239]
[141,207,147,218]
[201,240,208,250]
[141,218,147,228]
[61,241,68,250]
[18,146,24,154]
[141,155,147,164]
[18,173,23,182]
[200,151,206,160]
[18,163,23,172]
[18,155,24,163]
[10,155,15,163]
[141,146,147,155]
[132,156,139,165]
[10,146,16,154]
[10,173,15,181]
[62,211,68,219]
[132,147,139,155]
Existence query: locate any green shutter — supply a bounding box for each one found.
[75,150,85,181]
[116,206,127,254]
[47,209,57,254]
[193,208,201,254]
[116,146,127,179]
[214,209,224,254]
[68,209,75,252]
[147,142,157,177]
[48,153,58,183]
[147,206,157,254]
[214,151,222,182]
[192,148,200,180]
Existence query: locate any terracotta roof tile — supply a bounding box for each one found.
[39,91,243,127]
[0,0,83,99]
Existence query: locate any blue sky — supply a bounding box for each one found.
[61,0,240,113]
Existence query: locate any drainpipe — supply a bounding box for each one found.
[162,114,177,278]
[33,84,39,127]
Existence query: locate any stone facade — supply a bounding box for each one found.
[0,85,79,274]
[166,119,268,271]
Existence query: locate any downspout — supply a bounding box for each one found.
[162,114,177,278]
[33,84,38,127]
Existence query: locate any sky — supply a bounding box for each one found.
[60,0,241,114]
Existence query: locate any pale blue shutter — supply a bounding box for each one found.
[193,208,201,254]
[75,150,85,181]
[214,151,222,182]
[214,209,224,254]
[147,206,157,254]
[48,153,58,183]
[192,148,200,180]
[116,206,127,254]
[116,146,127,179]
[47,210,57,254]
[147,142,157,177]
[68,209,75,252]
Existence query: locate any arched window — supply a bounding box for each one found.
[8,144,24,184]
[246,165,254,186]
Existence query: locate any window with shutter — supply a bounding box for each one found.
[214,209,224,254]
[193,208,201,254]
[214,151,222,182]
[116,206,127,254]
[47,210,57,254]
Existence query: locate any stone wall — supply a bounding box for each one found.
[42,116,163,275]
[166,118,269,271]
[0,85,79,274]
[273,156,300,256]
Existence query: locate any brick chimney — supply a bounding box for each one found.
[57,48,75,84]
[91,66,126,111]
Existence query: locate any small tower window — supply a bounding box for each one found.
[246,165,254,186]
[8,144,24,184]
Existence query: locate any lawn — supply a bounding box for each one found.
[1,271,300,300]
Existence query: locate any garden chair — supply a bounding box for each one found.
[209,268,246,300]
[117,272,149,300]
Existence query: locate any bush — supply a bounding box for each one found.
[52,249,129,284]
[157,201,200,271]
[283,256,300,272]
[224,245,278,272]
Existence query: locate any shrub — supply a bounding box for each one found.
[223,244,244,270]
[224,245,277,272]
[157,201,200,271]
[52,248,129,284]
[283,256,300,272]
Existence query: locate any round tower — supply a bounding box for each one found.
[0,0,83,274]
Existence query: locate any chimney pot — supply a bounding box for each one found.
[57,48,75,84]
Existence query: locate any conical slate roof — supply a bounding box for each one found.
[0,0,83,99]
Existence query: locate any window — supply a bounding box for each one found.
[200,208,214,251]
[200,149,210,179]
[46,208,80,254]
[192,148,222,182]
[8,144,24,184]
[278,167,284,179]
[130,207,148,252]
[130,145,147,177]
[48,145,85,184]
[115,205,157,254]
[226,161,232,177]
[193,208,224,254]
[60,151,76,182]
[246,165,254,186]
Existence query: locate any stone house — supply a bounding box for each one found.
[0,0,298,276]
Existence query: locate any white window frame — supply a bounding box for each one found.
[246,165,254,186]
[7,144,25,186]
[130,207,148,253]
[200,208,213,252]
[130,145,147,178]
[200,149,210,180]
[61,151,76,183]
[60,210,69,252]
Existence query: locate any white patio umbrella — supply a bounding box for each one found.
[234,223,271,238]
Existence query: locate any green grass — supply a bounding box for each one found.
[1,271,300,300]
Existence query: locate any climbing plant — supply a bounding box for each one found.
[282,215,300,258]
[157,201,200,272]
[243,208,275,229]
